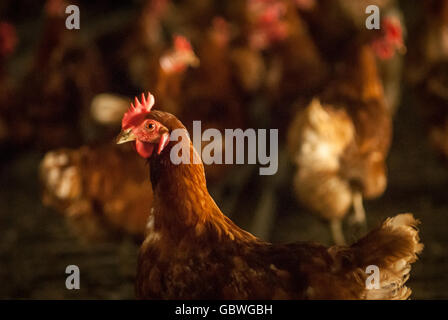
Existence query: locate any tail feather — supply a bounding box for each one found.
[327,213,423,299]
[352,213,423,299]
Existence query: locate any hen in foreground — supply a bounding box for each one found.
[117,93,422,299]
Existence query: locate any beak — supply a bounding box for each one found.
[116,128,136,144]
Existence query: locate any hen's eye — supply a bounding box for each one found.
[146,123,155,130]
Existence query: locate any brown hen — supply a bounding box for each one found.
[287,20,402,244]
[117,93,422,299]
[40,144,151,242]
[4,0,108,150]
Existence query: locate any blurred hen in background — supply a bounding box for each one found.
[40,144,151,242]
[287,15,404,244]
[1,0,108,152]
[302,0,404,115]
[248,2,405,241]
[406,0,448,164]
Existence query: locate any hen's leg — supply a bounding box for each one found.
[330,219,345,245]
[351,191,366,226]
[348,191,367,240]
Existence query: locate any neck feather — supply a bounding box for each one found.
[148,136,256,243]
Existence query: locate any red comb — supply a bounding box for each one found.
[122,92,155,129]
[371,17,404,60]
[383,17,403,47]
[174,35,192,52]
[248,0,288,50]
[160,35,198,73]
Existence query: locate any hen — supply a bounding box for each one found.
[287,18,403,244]
[40,144,151,242]
[4,0,108,150]
[117,92,422,299]
[303,1,405,115]
[117,0,171,92]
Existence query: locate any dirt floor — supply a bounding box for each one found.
[0,84,447,299]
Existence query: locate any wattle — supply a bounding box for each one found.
[136,140,154,158]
